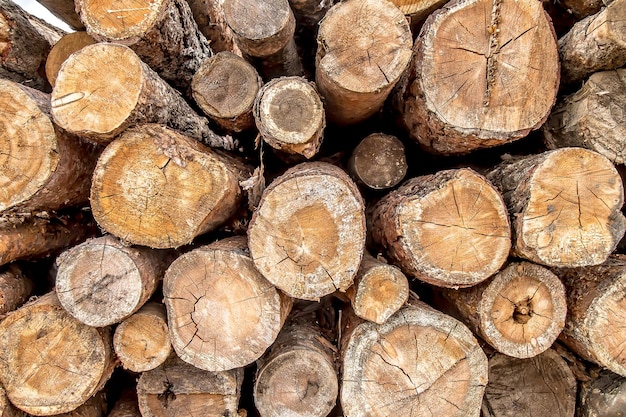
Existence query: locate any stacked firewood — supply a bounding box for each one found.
[0,0,626,416]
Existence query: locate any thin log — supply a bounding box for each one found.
[0,264,33,316]
[186,0,241,54]
[35,0,85,30]
[347,133,407,190]
[45,32,96,87]
[578,369,626,417]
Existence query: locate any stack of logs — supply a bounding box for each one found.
[1,0,626,416]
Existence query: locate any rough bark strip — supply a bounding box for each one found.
[0,264,33,316]
[186,0,241,54]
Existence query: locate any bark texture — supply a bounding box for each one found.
[108,391,141,417]
[186,0,241,54]
[45,31,96,87]
[0,264,33,316]
[0,385,25,417]
[35,0,85,30]
[348,133,407,190]
[578,369,626,417]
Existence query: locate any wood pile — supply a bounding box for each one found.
[0,0,625,415]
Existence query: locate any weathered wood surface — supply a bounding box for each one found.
[0,264,33,316]
[45,31,96,87]
[347,133,407,190]
[578,369,626,417]
[36,0,85,30]
[186,0,241,55]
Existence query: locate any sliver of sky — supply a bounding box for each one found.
[11,0,74,32]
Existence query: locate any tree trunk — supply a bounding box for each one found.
[192,51,262,132]
[51,43,232,149]
[76,0,212,93]
[248,162,366,301]
[254,76,325,159]
[347,133,407,190]
[0,385,25,417]
[0,292,115,416]
[345,252,409,325]
[108,391,141,417]
[186,0,241,55]
[223,0,304,79]
[340,298,488,417]
[578,369,626,417]
[0,264,33,316]
[35,0,85,30]
[393,0,559,154]
[481,350,577,417]
[45,32,96,87]
[369,168,511,288]
[164,236,292,371]
[486,147,625,267]
[436,262,567,358]
[315,0,412,125]
[136,355,243,417]
[90,124,250,249]
[559,0,626,85]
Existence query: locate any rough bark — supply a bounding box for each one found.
[578,369,626,417]
[347,133,407,190]
[192,51,262,132]
[393,0,559,154]
[90,124,250,249]
[45,32,96,87]
[486,148,625,267]
[0,264,33,316]
[51,43,232,149]
[254,76,325,159]
[437,262,567,358]
[35,0,85,30]
[315,0,413,125]
[369,168,511,288]
[248,162,366,301]
[0,292,115,416]
[186,0,241,54]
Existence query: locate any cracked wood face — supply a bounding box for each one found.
[78,0,165,41]
[45,32,96,87]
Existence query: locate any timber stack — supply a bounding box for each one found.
[0,0,625,415]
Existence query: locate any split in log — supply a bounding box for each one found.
[481,350,577,417]
[393,0,559,154]
[186,0,241,55]
[192,51,262,132]
[486,147,625,267]
[315,0,412,125]
[108,391,141,417]
[0,79,99,214]
[76,0,212,92]
[45,32,96,87]
[113,302,172,373]
[136,355,243,417]
[559,0,626,85]
[437,262,567,358]
[345,252,409,324]
[0,264,33,316]
[254,76,325,159]
[164,237,292,371]
[0,385,25,417]
[90,124,250,248]
[0,292,115,416]
[51,43,232,149]
[223,0,303,80]
[340,299,488,417]
[248,162,366,301]
[578,369,626,417]
[35,0,85,30]
[55,235,169,327]
[347,133,407,190]
[369,168,511,288]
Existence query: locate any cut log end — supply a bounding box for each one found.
[45,32,96,87]
[348,133,407,190]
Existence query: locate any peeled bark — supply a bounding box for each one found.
[186,0,241,54]
[348,133,407,190]
[0,264,33,316]
[578,369,626,417]
[45,32,96,87]
[35,0,85,30]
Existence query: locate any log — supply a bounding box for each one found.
[315,0,413,125]
[393,0,560,154]
[191,51,262,132]
[223,0,304,79]
[486,147,625,267]
[288,0,334,75]
[45,32,96,87]
[254,321,338,417]
[136,355,243,417]
[253,76,325,159]
[0,385,25,417]
[369,168,511,288]
[340,299,488,417]
[347,133,407,190]
[90,124,250,249]
[0,264,33,316]
[0,79,99,214]
[578,369,626,417]
[559,0,626,84]
[248,162,366,301]
[389,0,449,29]
[186,0,241,55]
[108,391,141,417]
[54,392,107,417]
[345,252,409,324]
[164,236,292,371]
[0,292,115,416]
[76,0,212,92]
[437,262,567,358]
[35,0,85,30]
[481,350,577,417]
[560,0,610,19]
[113,302,172,373]
[51,43,232,149]
[55,235,169,327]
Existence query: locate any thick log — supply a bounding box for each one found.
[347,133,407,190]
[248,162,366,301]
[559,0,626,84]
[0,264,33,316]
[578,369,626,417]
[345,252,409,324]
[108,391,141,417]
[90,124,250,248]
[340,299,488,417]
[113,302,172,373]
[35,0,85,30]
[136,355,243,417]
[164,237,292,371]
[45,32,96,87]
[369,168,511,288]
[315,0,412,125]
[51,43,232,149]
[55,235,169,327]
[0,385,25,417]
[254,76,325,159]
[481,350,577,417]
[437,262,567,358]
[0,292,115,416]
[186,0,241,54]
[393,0,559,154]
[192,51,262,132]
[486,147,625,267]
